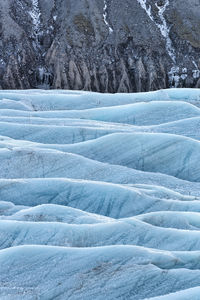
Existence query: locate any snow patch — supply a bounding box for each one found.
[29,0,41,42]
[103,0,113,33]
[192,70,200,79]
[192,60,200,79]
[155,0,176,63]
[137,0,154,21]
[137,0,176,62]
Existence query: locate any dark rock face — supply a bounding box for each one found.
[0,0,200,92]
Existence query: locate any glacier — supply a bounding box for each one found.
[1,88,200,299]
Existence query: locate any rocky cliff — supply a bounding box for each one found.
[0,0,200,92]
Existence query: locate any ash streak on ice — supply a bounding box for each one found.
[103,0,113,33]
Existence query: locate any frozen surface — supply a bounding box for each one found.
[146,287,200,299]
[1,88,200,299]
[0,101,199,125]
[2,245,200,300]
[137,211,200,230]
[0,204,114,224]
[0,88,200,109]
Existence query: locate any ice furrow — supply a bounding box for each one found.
[2,219,200,251]
[1,179,200,219]
[0,88,200,110]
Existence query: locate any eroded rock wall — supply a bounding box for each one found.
[0,0,199,91]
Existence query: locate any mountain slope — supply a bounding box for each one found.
[0,0,200,91]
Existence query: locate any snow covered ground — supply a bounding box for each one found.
[0,88,200,299]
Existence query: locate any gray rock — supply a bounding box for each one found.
[0,0,199,92]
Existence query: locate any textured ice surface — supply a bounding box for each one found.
[146,287,200,299]
[0,101,199,125]
[1,88,200,299]
[2,245,200,300]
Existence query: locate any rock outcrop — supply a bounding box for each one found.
[0,0,200,92]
